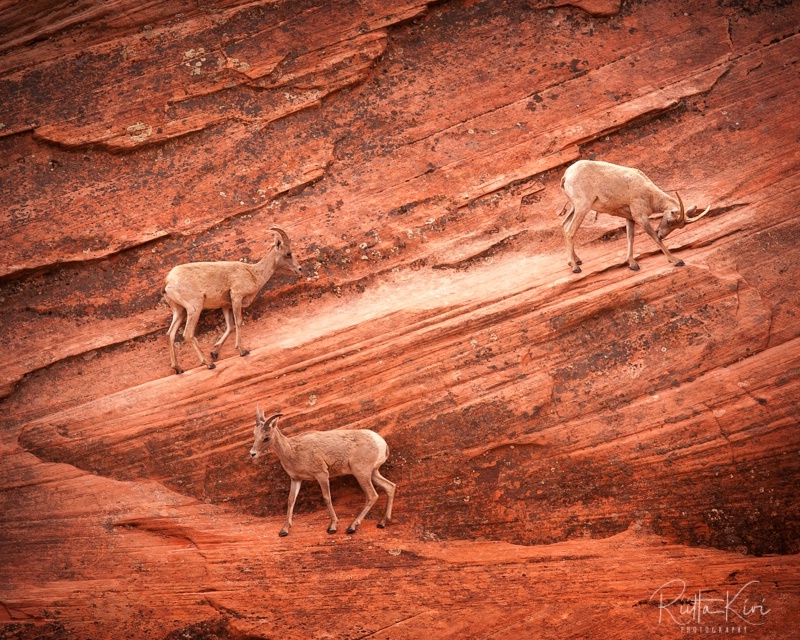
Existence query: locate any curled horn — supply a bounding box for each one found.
[270,225,291,246]
[686,204,711,223]
[675,191,686,222]
[258,411,283,430]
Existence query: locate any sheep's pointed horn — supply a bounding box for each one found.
[686,205,711,223]
[266,413,283,427]
[675,192,685,222]
[270,226,291,246]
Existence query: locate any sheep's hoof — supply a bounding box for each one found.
[278,530,289,537]
[576,259,582,265]
[207,363,216,370]
[327,528,337,535]
[377,522,386,529]
[173,368,183,375]
[572,266,582,274]
[240,350,250,357]
[210,351,219,361]
[346,526,357,534]
[628,263,640,271]
[675,260,685,267]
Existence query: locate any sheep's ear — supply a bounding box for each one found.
[256,405,265,423]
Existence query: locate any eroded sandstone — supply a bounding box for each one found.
[1,0,799,638]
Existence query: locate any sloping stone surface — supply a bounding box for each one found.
[1,1,799,638]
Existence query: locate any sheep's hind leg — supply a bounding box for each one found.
[182,308,215,370]
[371,469,396,528]
[167,303,186,374]
[562,200,591,273]
[347,473,379,534]
[167,289,213,370]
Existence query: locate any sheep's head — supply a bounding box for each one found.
[270,226,303,276]
[250,407,283,459]
[657,192,711,240]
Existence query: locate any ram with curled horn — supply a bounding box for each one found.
[672,191,712,234]
[163,225,303,373]
[558,160,711,273]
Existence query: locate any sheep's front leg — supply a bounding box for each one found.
[637,216,684,266]
[625,219,640,270]
[281,478,302,537]
[315,473,339,534]
[231,296,250,357]
[210,306,233,360]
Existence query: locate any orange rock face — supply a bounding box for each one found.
[1,0,799,638]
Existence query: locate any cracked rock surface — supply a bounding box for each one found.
[1,0,799,638]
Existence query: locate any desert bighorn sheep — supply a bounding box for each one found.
[164,226,302,374]
[250,409,396,536]
[559,160,711,272]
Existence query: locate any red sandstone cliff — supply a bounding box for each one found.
[1,0,799,638]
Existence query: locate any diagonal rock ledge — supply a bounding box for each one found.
[2,2,800,637]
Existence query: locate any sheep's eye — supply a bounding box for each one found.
[287,252,293,258]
